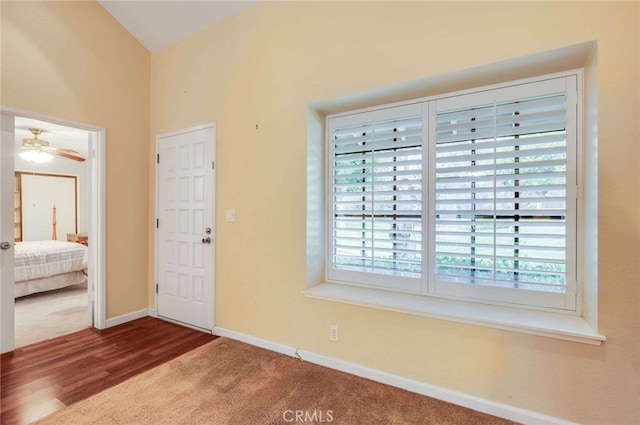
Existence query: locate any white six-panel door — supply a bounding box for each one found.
[1,113,16,353]
[156,124,215,332]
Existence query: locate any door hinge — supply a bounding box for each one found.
[157,153,160,164]
[156,218,159,228]
[212,161,215,170]
[155,283,158,294]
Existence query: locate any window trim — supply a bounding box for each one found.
[303,282,605,345]
[324,70,584,316]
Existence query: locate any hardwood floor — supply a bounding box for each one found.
[1,316,217,425]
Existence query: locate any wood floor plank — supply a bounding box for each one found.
[1,316,216,425]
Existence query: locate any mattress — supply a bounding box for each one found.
[14,240,88,284]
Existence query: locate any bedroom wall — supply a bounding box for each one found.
[1,1,151,318]
[15,151,90,236]
[20,174,76,241]
[150,2,639,424]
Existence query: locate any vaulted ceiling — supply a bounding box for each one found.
[97,1,256,52]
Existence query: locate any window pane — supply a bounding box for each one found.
[331,114,423,279]
[434,94,568,293]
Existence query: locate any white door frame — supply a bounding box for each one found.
[1,113,16,353]
[154,122,216,332]
[0,106,107,353]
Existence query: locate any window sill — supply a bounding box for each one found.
[303,283,606,346]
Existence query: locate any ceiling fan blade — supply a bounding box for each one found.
[53,147,82,155]
[53,150,85,162]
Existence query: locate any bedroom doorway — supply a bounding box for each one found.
[156,123,215,332]
[0,107,106,353]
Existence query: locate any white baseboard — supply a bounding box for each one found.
[215,327,295,357]
[213,326,575,425]
[105,308,150,328]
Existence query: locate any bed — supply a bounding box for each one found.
[14,240,88,298]
[14,205,88,298]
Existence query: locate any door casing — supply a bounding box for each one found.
[154,122,216,332]
[0,106,106,353]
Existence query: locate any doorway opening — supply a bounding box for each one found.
[1,107,106,353]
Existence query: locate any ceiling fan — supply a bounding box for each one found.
[20,128,85,162]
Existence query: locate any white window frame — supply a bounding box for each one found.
[325,70,582,316]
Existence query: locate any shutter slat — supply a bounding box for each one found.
[436,105,495,122]
[334,255,421,266]
[335,168,423,182]
[335,216,421,224]
[334,138,422,154]
[436,208,565,216]
[437,108,565,134]
[435,183,566,195]
[335,244,422,257]
[334,148,422,165]
[334,189,423,198]
[435,146,566,165]
[496,95,565,114]
[435,196,565,206]
[336,230,422,240]
[433,159,566,176]
[436,252,495,262]
[436,230,565,243]
[437,118,566,145]
[336,203,423,210]
[435,171,566,185]
[435,220,566,228]
[434,132,566,154]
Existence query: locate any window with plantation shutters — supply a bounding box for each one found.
[431,77,577,310]
[326,73,579,312]
[328,104,424,291]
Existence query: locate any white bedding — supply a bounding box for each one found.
[14,240,88,283]
[15,271,87,298]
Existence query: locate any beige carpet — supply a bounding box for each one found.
[35,337,516,425]
[14,284,88,348]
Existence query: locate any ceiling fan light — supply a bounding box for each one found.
[20,150,54,163]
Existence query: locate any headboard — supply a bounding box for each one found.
[52,205,57,240]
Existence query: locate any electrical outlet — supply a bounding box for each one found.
[329,325,339,342]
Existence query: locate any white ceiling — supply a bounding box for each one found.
[97,0,256,53]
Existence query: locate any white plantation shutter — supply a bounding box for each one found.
[326,73,579,311]
[432,77,577,309]
[328,104,424,291]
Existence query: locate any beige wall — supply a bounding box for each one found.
[151,2,639,423]
[1,1,151,318]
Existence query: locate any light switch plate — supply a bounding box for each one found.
[225,209,236,222]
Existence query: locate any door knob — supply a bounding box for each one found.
[1,242,11,250]
[201,237,211,244]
